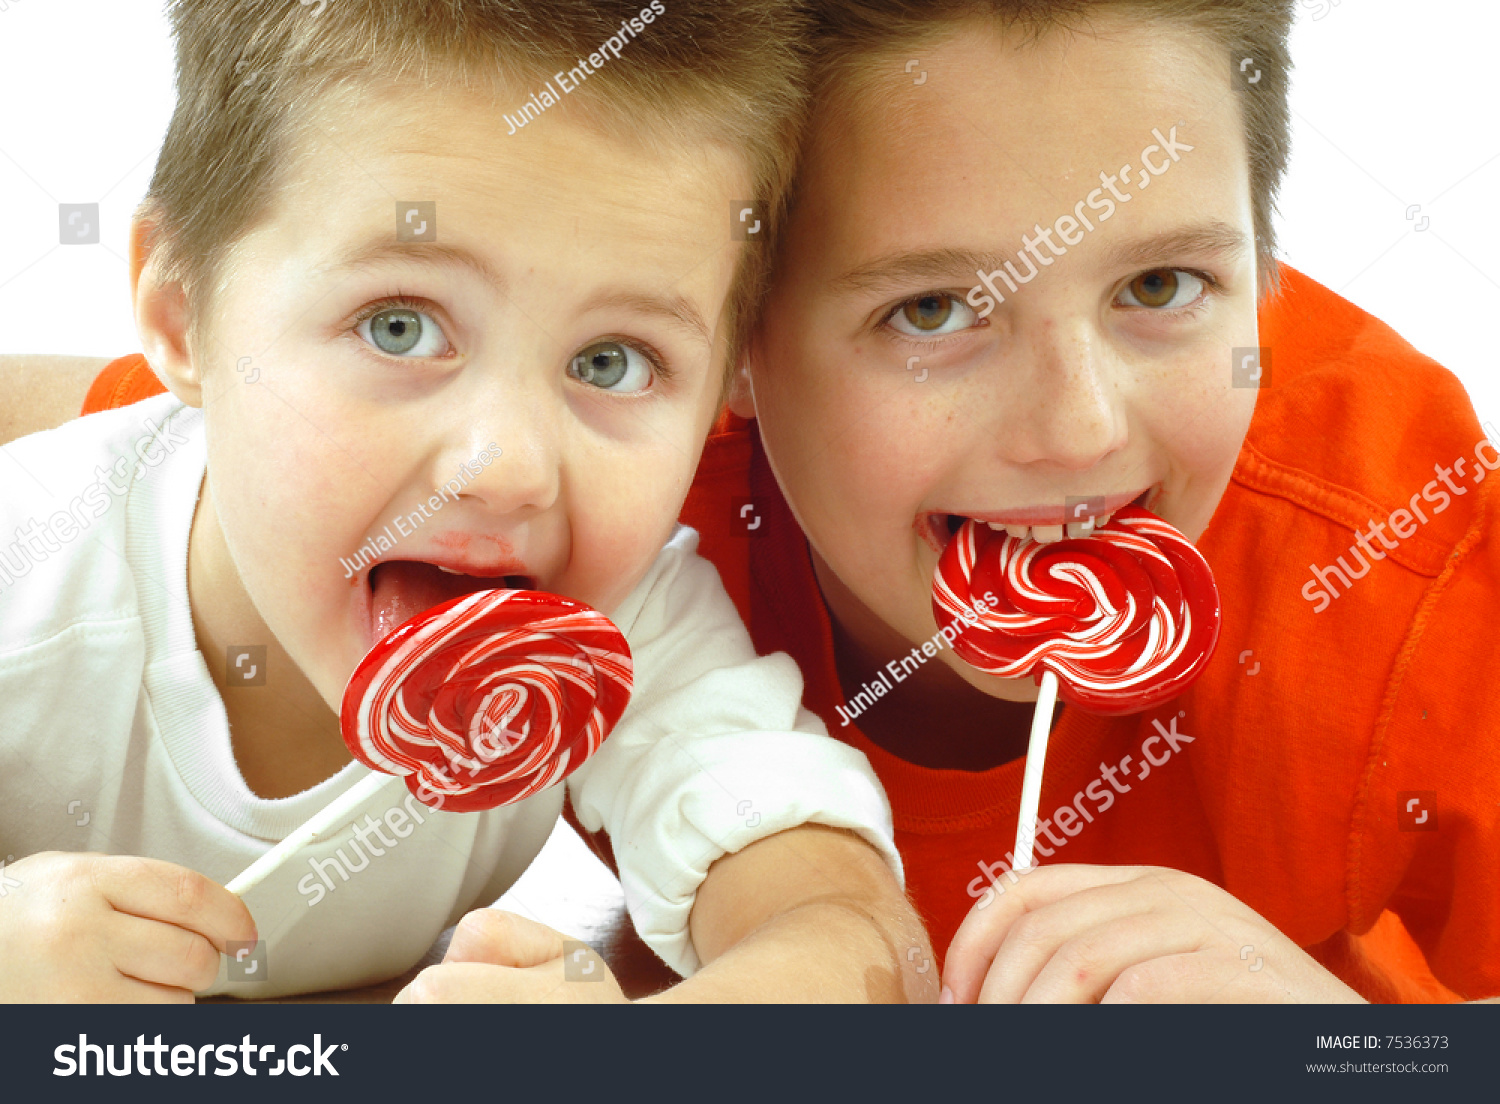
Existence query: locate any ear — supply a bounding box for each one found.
[130,210,203,408]
[725,343,757,420]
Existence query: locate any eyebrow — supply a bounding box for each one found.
[830,248,1007,297]
[315,240,508,294]
[829,222,1252,298]
[313,240,713,348]
[580,290,714,349]
[1099,222,1251,272]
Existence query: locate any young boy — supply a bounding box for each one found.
[0,0,933,1003]
[679,0,1494,1003]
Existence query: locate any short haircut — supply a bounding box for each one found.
[144,0,811,372]
[803,0,1294,296]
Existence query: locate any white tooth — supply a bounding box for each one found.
[1096,510,1115,529]
[1004,524,1029,541]
[1066,521,1093,540]
[1032,524,1065,544]
[437,565,463,575]
[986,521,1006,532]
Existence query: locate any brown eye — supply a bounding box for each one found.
[901,293,957,332]
[1128,270,1179,307]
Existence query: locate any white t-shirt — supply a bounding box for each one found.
[0,394,899,998]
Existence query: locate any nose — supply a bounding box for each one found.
[431,377,562,519]
[994,317,1127,472]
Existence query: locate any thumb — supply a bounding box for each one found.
[444,909,568,968]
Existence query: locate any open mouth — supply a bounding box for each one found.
[926,487,1157,552]
[368,561,536,641]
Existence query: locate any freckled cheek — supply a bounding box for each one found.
[835,409,940,510]
[1140,351,1251,466]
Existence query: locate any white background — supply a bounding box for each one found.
[1,0,1497,426]
[0,0,1495,963]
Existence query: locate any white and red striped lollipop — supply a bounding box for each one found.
[932,506,1220,867]
[342,589,632,812]
[933,506,1220,715]
[228,589,632,896]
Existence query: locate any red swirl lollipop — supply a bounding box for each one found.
[226,588,631,898]
[342,589,633,812]
[933,506,1220,715]
[931,506,1219,873]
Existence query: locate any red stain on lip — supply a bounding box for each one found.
[915,514,945,555]
[430,531,517,561]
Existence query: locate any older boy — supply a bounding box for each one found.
[695,0,1495,1002]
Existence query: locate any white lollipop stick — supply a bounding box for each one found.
[1012,668,1059,871]
[227,770,397,897]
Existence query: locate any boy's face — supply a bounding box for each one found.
[187,82,743,710]
[747,16,1260,701]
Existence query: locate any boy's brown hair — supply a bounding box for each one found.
[145,0,811,374]
[804,0,1294,295]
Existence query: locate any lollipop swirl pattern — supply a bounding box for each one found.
[341,590,633,812]
[933,506,1220,715]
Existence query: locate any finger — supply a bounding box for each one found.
[114,977,198,1004]
[94,856,257,953]
[1011,912,1202,1004]
[396,962,550,1004]
[1102,950,1283,1004]
[977,877,1197,1003]
[47,971,196,1004]
[943,864,1146,1002]
[444,909,567,968]
[107,912,224,993]
[974,888,1147,1004]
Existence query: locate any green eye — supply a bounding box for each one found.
[369,308,423,354]
[356,303,450,358]
[568,341,653,393]
[571,342,627,388]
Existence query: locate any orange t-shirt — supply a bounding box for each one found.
[84,267,1497,1002]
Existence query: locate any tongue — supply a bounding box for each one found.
[371,562,501,641]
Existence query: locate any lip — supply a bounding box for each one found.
[919,485,1162,553]
[356,552,537,648]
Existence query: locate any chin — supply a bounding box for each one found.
[956,660,1041,703]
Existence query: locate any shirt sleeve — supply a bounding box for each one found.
[565,527,902,976]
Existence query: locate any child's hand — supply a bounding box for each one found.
[0,851,256,1002]
[942,864,1366,1004]
[395,909,628,1004]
